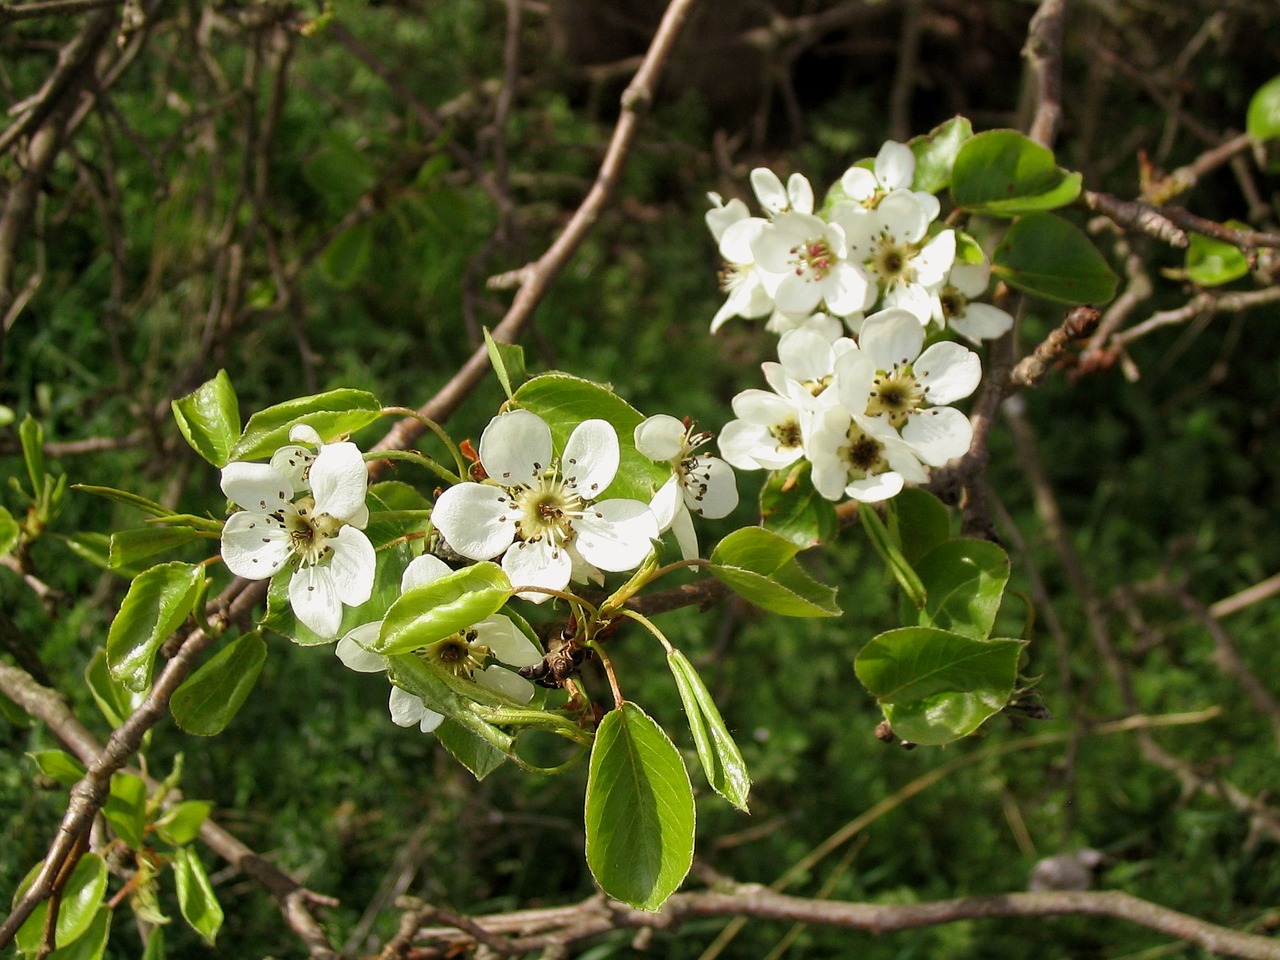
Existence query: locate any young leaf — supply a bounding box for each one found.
[171,370,241,467]
[46,905,111,960]
[26,749,86,788]
[909,115,974,195]
[892,489,950,566]
[375,562,513,656]
[108,527,203,570]
[859,505,927,609]
[993,212,1118,304]
[483,328,527,400]
[585,702,695,910]
[855,626,1026,745]
[230,388,382,462]
[951,129,1082,215]
[710,527,840,617]
[1247,74,1280,172]
[106,562,205,692]
[154,800,213,846]
[0,506,19,558]
[72,484,176,518]
[320,221,374,289]
[435,718,508,780]
[759,466,837,549]
[667,650,750,811]
[85,649,144,728]
[511,373,669,503]
[103,773,148,850]
[173,847,224,945]
[19,414,46,498]
[1185,228,1250,287]
[15,853,108,955]
[170,632,267,736]
[914,539,1010,639]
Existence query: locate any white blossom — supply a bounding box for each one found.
[220,428,374,638]
[431,410,658,602]
[840,140,942,221]
[749,167,815,217]
[807,407,931,503]
[751,211,872,317]
[635,415,738,560]
[936,257,1015,343]
[706,196,778,333]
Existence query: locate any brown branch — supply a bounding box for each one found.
[1022,0,1069,148]
[1111,286,1280,349]
[411,884,1280,960]
[369,0,702,467]
[0,0,122,22]
[1007,306,1100,389]
[1081,191,1188,248]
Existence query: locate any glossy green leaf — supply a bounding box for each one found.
[229,388,382,462]
[709,527,840,617]
[484,328,527,400]
[376,562,513,655]
[140,926,164,960]
[103,772,147,850]
[759,466,837,549]
[993,212,1118,304]
[71,484,175,518]
[859,504,927,609]
[46,905,110,960]
[855,626,1026,745]
[27,749,86,788]
[170,632,266,736]
[85,649,143,728]
[173,847,224,945]
[106,562,204,692]
[171,370,240,467]
[388,654,517,752]
[320,220,374,289]
[951,129,1082,215]
[667,650,750,811]
[512,373,668,503]
[585,702,695,910]
[1247,74,1280,171]
[915,539,1010,639]
[0,505,19,557]
[108,526,202,569]
[435,718,508,780]
[893,489,950,566]
[154,800,213,846]
[909,115,973,194]
[1185,228,1250,286]
[19,414,45,497]
[364,481,434,548]
[15,853,108,955]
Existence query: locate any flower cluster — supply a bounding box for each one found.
[706,140,1013,344]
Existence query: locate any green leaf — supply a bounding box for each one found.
[106,562,204,692]
[859,504,927,609]
[375,562,513,656]
[320,220,374,289]
[173,847,224,945]
[103,772,148,849]
[909,116,973,194]
[585,702,695,910]
[993,212,1118,304]
[893,489,950,566]
[26,749,86,788]
[46,905,110,960]
[855,627,1026,745]
[512,373,669,503]
[19,414,46,498]
[303,133,376,209]
[1247,74,1280,172]
[666,651,750,811]
[435,718,508,780]
[1185,227,1251,286]
[141,926,164,960]
[85,649,143,728]
[170,632,267,736]
[71,484,175,519]
[154,800,213,846]
[483,328,527,400]
[951,129,1082,215]
[171,370,241,467]
[915,539,1010,639]
[759,467,837,549]
[364,481,434,548]
[709,527,840,617]
[15,853,108,955]
[108,527,202,569]
[229,388,382,462]
[0,505,19,557]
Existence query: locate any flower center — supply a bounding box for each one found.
[424,628,489,679]
[513,477,584,548]
[281,496,342,566]
[790,238,834,281]
[867,234,916,288]
[838,424,889,480]
[769,417,804,451]
[939,284,968,320]
[718,261,752,293]
[865,368,925,427]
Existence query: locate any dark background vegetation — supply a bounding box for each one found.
[3,0,1280,956]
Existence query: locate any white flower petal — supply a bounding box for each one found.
[902,406,973,465]
[480,409,552,485]
[432,483,517,561]
[649,474,682,531]
[841,166,877,202]
[916,341,981,404]
[949,258,993,297]
[787,173,814,215]
[573,498,658,572]
[269,445,315,494]
[502,537,572,602]
[220,462,292,512]
[634,415,687,462]
[750,167,788,214]
[327,526,377,606]
[684,456,738,519]
[878,191,930,244]
[475,614,542,667]
[309,442,368,521]
[773,273,825,315]
[478,665,535,703]
[670,504,699,561]
[290,564,344,638]
[705,195,748,242]
[335,626,386,673]
[860,308,924,368]
[948,301,1013,343]
[401,553,453,591]
[915,230,956,286]
[288,424,324,447]
[820,262,872,317]
[221,511,290,580]
[876,140,916,191]
[847,471,905,502]
[562,419,620,498]
[389,686,443,732]
[834,349,878,415]
[778,328,835,383]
